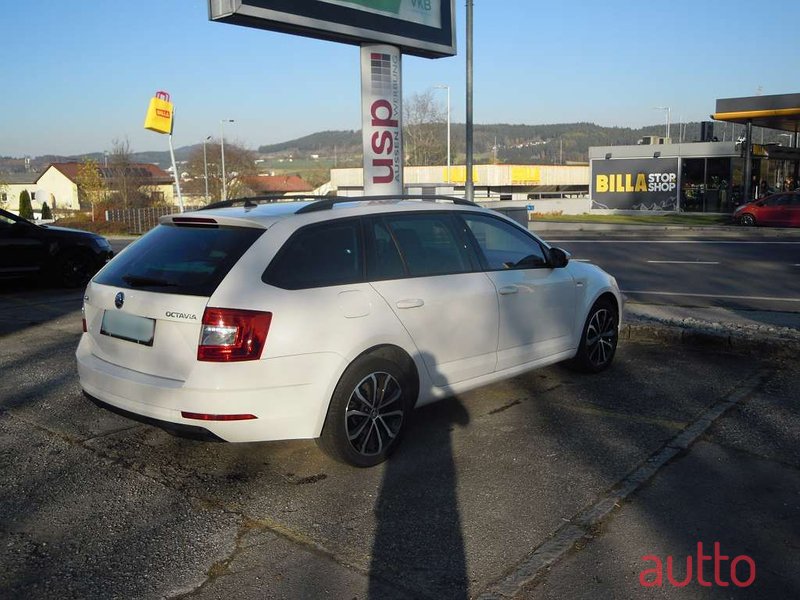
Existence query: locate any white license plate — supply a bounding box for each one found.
[100,310,155,346]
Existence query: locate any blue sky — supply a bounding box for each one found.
[2,0,799,157]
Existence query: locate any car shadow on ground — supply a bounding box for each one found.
[0,279,84,337]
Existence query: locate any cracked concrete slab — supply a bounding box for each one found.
[0,412,240,600]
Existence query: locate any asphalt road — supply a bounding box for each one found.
[1,260,798,598]
[110,228,800,314]
[536,231,800,313]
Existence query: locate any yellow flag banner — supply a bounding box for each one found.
[143,91,173,134]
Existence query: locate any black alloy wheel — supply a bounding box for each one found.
[740,213,756,226]
[572,300,618,373]
[318,356,410,467]
[55,249,96,288]
[345,371,404,457]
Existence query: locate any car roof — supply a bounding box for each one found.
[160,196,490,229]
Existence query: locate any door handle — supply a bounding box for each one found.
[396,299,425,309]
[498,285,519,295]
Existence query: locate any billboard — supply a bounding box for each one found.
[361,45,403,194]
[591,158,679,211]
[208,0,456,58]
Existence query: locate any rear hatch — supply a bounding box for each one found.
[84,220,265,380]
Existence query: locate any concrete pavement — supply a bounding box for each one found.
[1,298,798,598]
[514,355,800,599]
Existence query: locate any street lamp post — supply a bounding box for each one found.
[778,133,793,189]
[465,0,474,202]
[202,135,212,203]
[434,84,451,184]
[220,119,234,201]
[654,106,671,141]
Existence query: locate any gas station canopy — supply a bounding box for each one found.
[712,93,800,133]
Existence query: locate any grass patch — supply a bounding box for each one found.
[530,213,733,226]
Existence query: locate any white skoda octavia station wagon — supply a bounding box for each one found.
[77,196,622,467]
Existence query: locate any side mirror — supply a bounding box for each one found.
[549,246,570,268]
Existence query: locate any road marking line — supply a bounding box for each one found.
[478,371,766,599]
[646,260,720,265]
[622,290,800,303]
[549,240,800,244]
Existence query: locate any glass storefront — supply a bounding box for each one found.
[679,157,758,212]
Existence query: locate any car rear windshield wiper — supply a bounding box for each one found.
[122,274,177,287]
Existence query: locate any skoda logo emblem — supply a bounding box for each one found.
[115,292,125,309]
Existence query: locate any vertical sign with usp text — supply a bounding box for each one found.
[361,44,403,195]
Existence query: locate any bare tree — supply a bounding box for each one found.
[107,137,152,208]
[184,140,258,201]
[404,91,447,167]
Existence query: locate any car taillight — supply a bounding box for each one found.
[82,303,87,333]
[198,308,272,362]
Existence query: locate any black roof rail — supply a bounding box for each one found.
[198,195,327,211]
[295,194,478,214]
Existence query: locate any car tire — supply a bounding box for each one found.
[740,213,756,226]
[570,298,619,373]
[317,355,412,467]
[54,249,96,288]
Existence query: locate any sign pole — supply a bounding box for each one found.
[361,44,403,196]
[168,134,184,213]
[168,110,184,212]
[144,90,182,212]
[465,0,474,202]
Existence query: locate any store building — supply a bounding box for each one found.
[588,93,800,213]
[329,164,589,200]
[588,141,743,213]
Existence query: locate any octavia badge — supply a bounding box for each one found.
[115,292,125,309]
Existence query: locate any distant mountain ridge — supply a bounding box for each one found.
[5,121,771,174]
[258,130,362,155]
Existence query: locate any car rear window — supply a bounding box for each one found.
[94,223,264,296]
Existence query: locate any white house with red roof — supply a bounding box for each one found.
[3,162,174,215]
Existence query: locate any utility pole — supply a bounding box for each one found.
[434,84,451,183]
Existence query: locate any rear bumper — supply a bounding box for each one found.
[84,392,224,441]
[76,336,346,442]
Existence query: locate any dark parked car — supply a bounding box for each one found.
[0,208,113,287]
[733,192,800,227]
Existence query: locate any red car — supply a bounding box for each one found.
[734,192,800,227]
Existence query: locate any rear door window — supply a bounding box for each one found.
[94,224,264,296]
[382,214,473,277]
[365,219,406,281]
[263,218,363,289]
